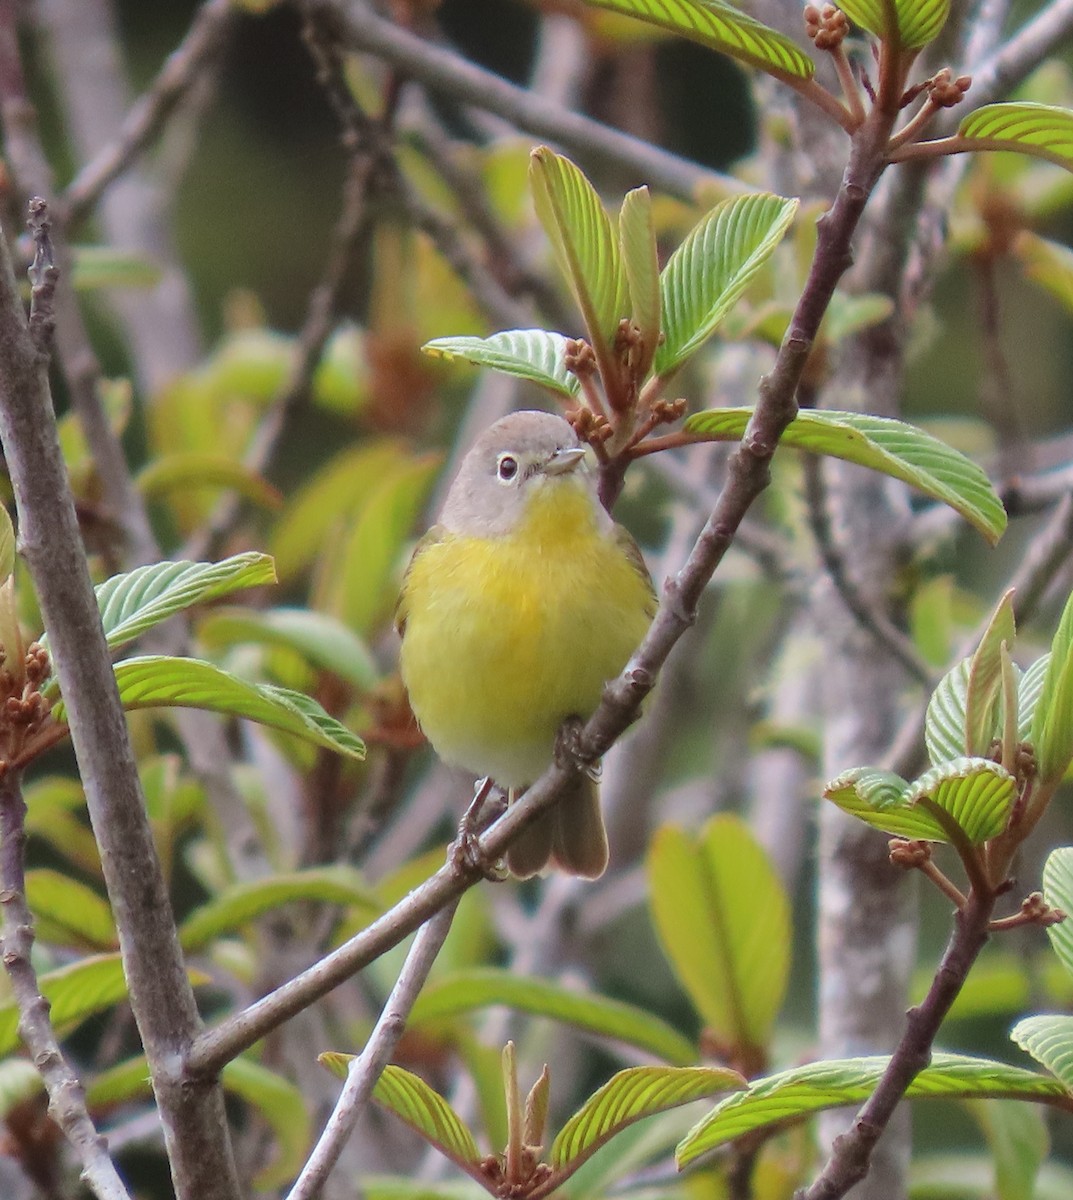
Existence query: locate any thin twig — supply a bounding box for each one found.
[58,0,238,227]
[0,773,132,1200]
[287,903,459,1200]
[314,0,746,201]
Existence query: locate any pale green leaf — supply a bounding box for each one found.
[0,506,14,586]
[1010,1015,1073,1090]
[676,1053,1068,1166]
[825,766,944,840]
[84,1056,152,1108]
[408,967,696,1066]
[926,659,972,765]
[71,245,163,290]
[907,758,1017,844]
[136,454,282,511]
[967,1098,1049,1200]
[619,187,660,373]
[180,865,379,950]
[1043,847,1073,983]
[422,331,580,397]
[550,1066,742,1170]
[1031,588,1073,784]
[647,814,790,1050]
[72,553,278,663]
[964,591,1015,757]
[838,0,950,48]
[0,1060,44,1117]
[320,1058,483,1171]
[581,0,814,79]
[222,1057,312,1190]
[655,193,797,376]
[530,147,628,348]
[958,104,1073,174]
[25,869,116,949]
[197,607,379,692]
[60,655,366,760]
[1019,655,1049,742]
[685,407,1006,544]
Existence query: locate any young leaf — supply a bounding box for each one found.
[1010,1015,1073,1091]
[1031,588,1073,785]
[1043,848,1073,983]
[25,868,116,949]
[958,104,1073,174]
[529,147,628,350]
[0,504,14,586]
[221,1057,313,1190]
[197,607,379,692]
[964,591,1016,757]
[677,1053,1068,1166]
[581,0,815,80]
[0,1060,44,1116]
[619,187,660,375]
[837,0,950,49]
[907,759,1017,844]
[647,814,791,1054]
[1020,655,1051,743]
[56,655,366,761]
[408,967,696,1066]
[136,453,282,511]
[320,1058,484,1174]
[926,659,972,766]
[70,553,278,662]
[423,331,580,398]
[966,1097,1050,1200]
[550,1066,742,1172]
[685,408,1007,544]
[655,194,798,377]
[825,766,940,840]
[179,866,379,951]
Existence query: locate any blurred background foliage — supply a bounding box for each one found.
[3,0,1073,1196]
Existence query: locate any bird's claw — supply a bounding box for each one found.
[450,778,508,880]
[554,716,600,781]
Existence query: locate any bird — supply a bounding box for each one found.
[396,410,656,879]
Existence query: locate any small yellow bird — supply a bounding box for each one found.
[396,410,656,879]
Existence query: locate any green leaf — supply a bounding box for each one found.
[1019,655,1049,743]
[1017,232,1073,315]
[197,607,379,692]
[964,591,1015,757]
[84,1055,153,1108]
[0,1059,44,1117]
[926,659,972,765]
[221,1057,312,1190]
[619,187,660,374]
[675,1053,1069,1167]
[685,408,1007,544]
[422,331,580,398]
[136,454,282,511]
[328,454,440,635]
[908,759,1017,843]
[837,0,950,49]
[1010,1015,1073,1090]
[825,766,935,839]
[530,147,628,348]
[967,1098,1049,1200]
[0,506,14,586]
[1031,588,1073,784]
[71,245,163,290]
[550,1066,742,1171]
[320,1058,484,1171]
[25,869,116,949]
[179,866,379,950]
[581,0,815,80]
[1043,847,1073,983]
[81,553,277,661]
[62,655,365,760]
[270,440,413,581]
[958,104,1073,174]
[408,967,696,1066]
[655,194,797,377]
[647,814,790,1051]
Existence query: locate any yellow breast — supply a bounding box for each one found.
[398,482,653,787]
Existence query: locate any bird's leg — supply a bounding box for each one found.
[554,715,600,782]
[450,777,508,880]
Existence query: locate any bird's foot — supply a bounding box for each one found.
[554,716,600,781]
[450,778,508,880]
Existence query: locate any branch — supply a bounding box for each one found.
[286,903,459,1200]
[187,101,899,1081]
[58,0,238,227]
[313,0,745,202]
[961,0,1073,113]
[0,772,132,1200]
[0,204,242,1200]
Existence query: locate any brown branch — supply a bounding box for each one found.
[0,204,242,1200]
[0,772,132,1200]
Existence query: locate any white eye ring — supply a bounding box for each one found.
[496,453,519,483]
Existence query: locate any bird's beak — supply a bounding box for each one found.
[541,447,588,476]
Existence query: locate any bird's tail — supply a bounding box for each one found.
[505,775,609,880]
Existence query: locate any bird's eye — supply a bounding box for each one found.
[496,454,519,482]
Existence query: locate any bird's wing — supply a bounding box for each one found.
[613,522,658,618]
[394,523,447,638]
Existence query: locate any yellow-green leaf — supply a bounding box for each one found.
[838,0,950,49]
[958,104,1073,174]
